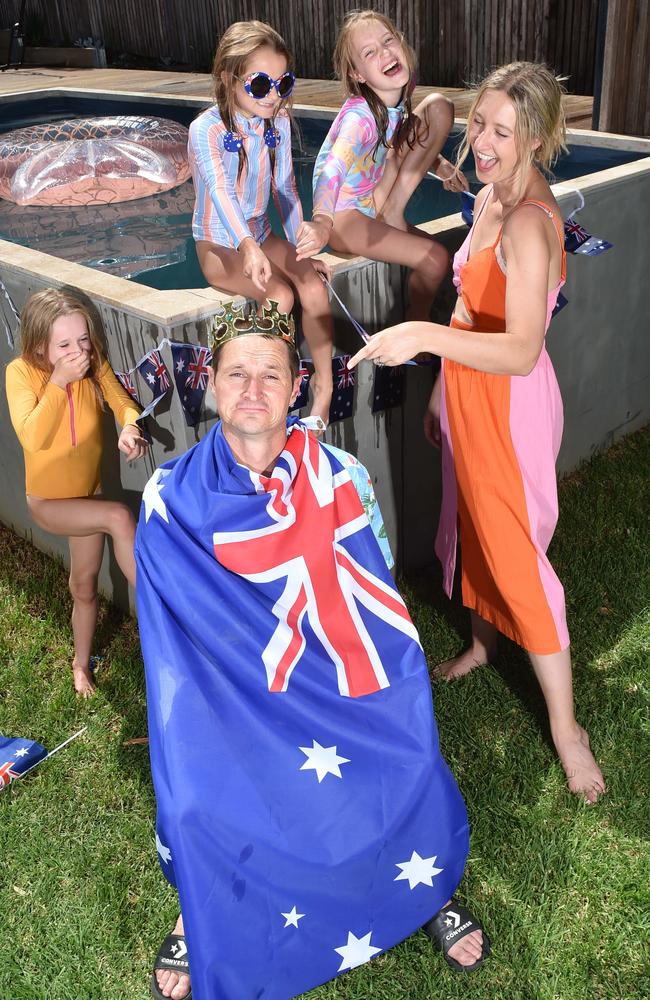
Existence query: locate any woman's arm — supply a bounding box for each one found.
[349,205,554,377]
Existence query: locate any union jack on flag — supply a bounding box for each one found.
[0,734,47,789]
[564,216,613,256]
[212,428,418,697]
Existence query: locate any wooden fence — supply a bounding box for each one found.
[0,0,601,93]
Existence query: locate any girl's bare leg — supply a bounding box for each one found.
[68,533,104,696]
[435,611,498,680]
[329,211,448,322]
[261,234,334,423]
[374,94,454,230]
[196,240,296,315]
[27,496,137,695]
[528,647,606,804]
[27,496,137,585]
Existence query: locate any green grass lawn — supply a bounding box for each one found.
[1,427,648,1000]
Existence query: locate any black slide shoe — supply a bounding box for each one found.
[423,900,491,973]
[150,932,192,999]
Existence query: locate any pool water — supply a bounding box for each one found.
[0,94,644,289]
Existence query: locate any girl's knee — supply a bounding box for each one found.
[413,242,449,283]
[69,572,98,605]
[265,281,294,314]
[296,272,330,313]
[106,502,135,539]
[420,93,454,132]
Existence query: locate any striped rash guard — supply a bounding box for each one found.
[188,107,302,249]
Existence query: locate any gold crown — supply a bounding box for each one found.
[209,300,296,351]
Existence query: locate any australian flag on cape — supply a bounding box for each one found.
[0,735,47,788]
[135,419,469,1000]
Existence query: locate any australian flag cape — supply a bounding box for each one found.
[135,419,469,1000]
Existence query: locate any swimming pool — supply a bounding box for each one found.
[0,86,648,597]
[0,92,644,289]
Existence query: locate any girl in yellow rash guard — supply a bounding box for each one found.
[5,288,149,696]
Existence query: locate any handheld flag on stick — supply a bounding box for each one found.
[0,728,86,789]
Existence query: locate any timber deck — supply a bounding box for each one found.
[0,66,595,129]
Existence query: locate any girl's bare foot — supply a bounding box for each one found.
[155,914,191,1000]
[309,377,332,427]
[553,724,606,804]
[72,661,96,698]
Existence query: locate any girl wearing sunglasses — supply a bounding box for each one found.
[188,20,334,424]
[304,11,467,326]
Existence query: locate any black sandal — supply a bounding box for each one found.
[150,933,192,999]
[423,900,491,973]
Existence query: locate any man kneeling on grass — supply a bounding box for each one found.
[135,302,490,1000]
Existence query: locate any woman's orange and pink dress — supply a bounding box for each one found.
[436,188,570,654]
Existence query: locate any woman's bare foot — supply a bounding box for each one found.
[553,724,606,804]
[434,637,497,681]
[155,915,191,999]
[72,660,96,698]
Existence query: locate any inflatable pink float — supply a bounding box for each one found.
[0,115,190,207]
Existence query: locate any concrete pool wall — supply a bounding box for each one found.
[0,106,648,604]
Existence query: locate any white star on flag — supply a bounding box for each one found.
[281,906,305,928]
[13,748,29,758]
[334,931,381,971]
[156,833,172,864]
[299,740,350,782]
[146,372,155,384]
[143,468,171,524]
[176,359,185,373]
[394,850,444,889]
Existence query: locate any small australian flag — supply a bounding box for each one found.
[114,369,140,404]
[372,364,404,414]
[0,735,47,788]
[564,217,613,256]
[170,343,213,427]
[551,291,569,319]
[137,348,172,400]
[328,355,355,424]
[289,358,314,413]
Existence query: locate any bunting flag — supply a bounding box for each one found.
[0,735,47,788]
[289,358,314,413]
[114,368,141,404]
[372,364,404,414]
[551,291,569,318]
[329,355,355,424]
[460,190,476,227]
[138,348,172,400]
[170,343,213,427]
[563,217,613,256]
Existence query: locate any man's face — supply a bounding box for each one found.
[209,337,301,438]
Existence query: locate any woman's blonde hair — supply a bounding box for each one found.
[456,62,567,191]
[19,288,105,396]
[211,20,294,178]
[333,10,422,158]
